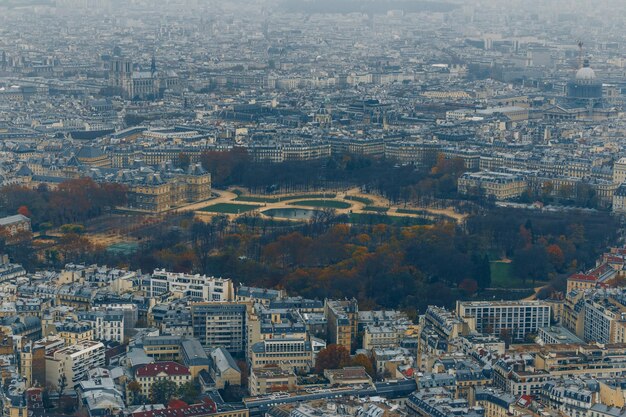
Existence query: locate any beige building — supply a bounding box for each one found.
[566,273,598,293]
[0,215,31,240]
[458,171,527,200]
[54,322,94,345]
[363,325,405,350]
[209,348,241,389]
[45,341,105,391]
[124,164,211,213]
[250,338,313,371]
[614,158,626,185]
[134,361,191,399]
[324,366,373,386]
[249,366,297,396]
[325,299,358,352]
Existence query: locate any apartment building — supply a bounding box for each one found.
[191,303,246,355]
[148,269,234,301]
[78,310,125,343]
[583,298,626,344]
[45,341,105,390]
[249,366,297,396]
[250,338,313,371]
[456,300,551,341]
[324,299,358,352]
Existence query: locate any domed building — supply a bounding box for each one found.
[567,59,603,102]
[544,57,617,121]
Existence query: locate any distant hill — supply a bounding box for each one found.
[281,0,459,14]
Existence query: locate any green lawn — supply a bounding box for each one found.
[288,200,352,209]
[235,193,337,203]
[490,261,547,289]
[345,196,374,205]
[363,206,389,213]
[283,193,337,200]
[200,203,261,214]
[235,196,279,203]
[490,262,514,287]
[397,208,430,216]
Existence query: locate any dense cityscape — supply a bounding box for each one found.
[1,0,626,416]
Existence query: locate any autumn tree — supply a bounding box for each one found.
[351,353,376,379]
[547,244,565,271]
[17,205,31,218]
[127,380,142,405]
[315,344,350,374]
[459,278,478,296]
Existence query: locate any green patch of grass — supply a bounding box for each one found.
[490,262,513,287]
[346,213,431,226]
[283,193,337,201]
[490,261,546,289]
[235,196,280,203]
[107,241,139,255]
[234,193,338,203]
[200,203,261,214]
[363,206,389,213]
[288,200,351,209]
[345,196,374,205]
[396,208,430,216]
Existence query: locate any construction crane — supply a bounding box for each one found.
[577,40,584,69]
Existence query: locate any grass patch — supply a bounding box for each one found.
[107,241,139,255]
[345,196,374,205]
[200,203,261,214]
[490,261,546,289]
[288,200,351,209]
[490,262,513,287]
[234,193,338,203]
[396,208,431,216]
[363,206,389,213]
[235,196,279,203]
[283,193,337,201]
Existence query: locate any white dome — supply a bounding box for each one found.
[575,66,596,81]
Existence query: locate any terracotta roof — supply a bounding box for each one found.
[568,274,597,282]
[135,361,190,378]
[167,399,188,409]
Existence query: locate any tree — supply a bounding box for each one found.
[471,253,491,289]
[547,244,565,271]
[177,381,200,404]
[151,380,178,404]
[351,354,376,379]
[57,374,67,408]
[512,245,551,284]
[17,205,31,217]
[127,380,142,405]
[315,344,350,374]
[459,278,478,296]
